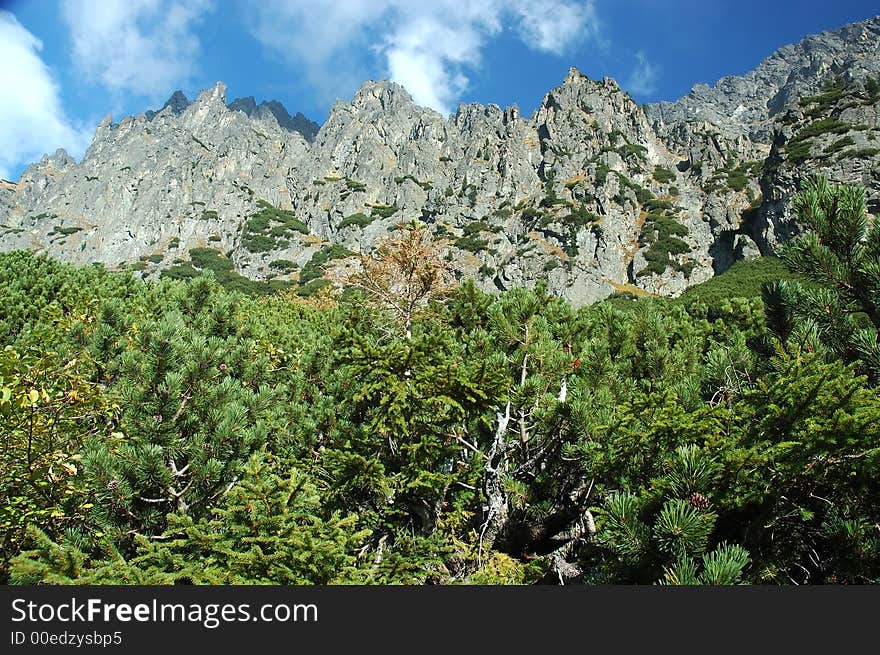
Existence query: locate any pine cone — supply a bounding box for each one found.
[688,492,711,510]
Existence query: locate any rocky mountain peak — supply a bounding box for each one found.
[646,15,880,143]
[162,90,190,114]
[228,96,319,141]
[193,81,228,107]
[145,90,191,121]
[534,68,649,152]
[259,100,320,142]
[1,16,878,308]
[564,66,584,82]
[228,95,258,115]
[453,102,504,132]
[290,111,321,142]
[44,148,76,168]
[348,80,419,114]
[555,67,620,94]
[561,66,606,89]
[539,69,631,113]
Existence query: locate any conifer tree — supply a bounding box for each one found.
[661,543,751,585]
[718,347,880,582]
[80,278,280,550]
[11,456,370,584]
[326,224,507,575]
[343,221,453,340]
[764,175,880,379]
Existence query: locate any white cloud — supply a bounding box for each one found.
[246,0,392,107]
[509,0,598,55]
[0,11,91,181]
[381,3,503,114]
[60,0,212,99]
[626,51,659,97]
[247,0,598,115]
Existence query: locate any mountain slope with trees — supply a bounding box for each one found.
[3,177,879,585]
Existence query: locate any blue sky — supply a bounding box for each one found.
[1,0,877,181]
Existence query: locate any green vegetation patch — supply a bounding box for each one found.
[454,236,489,253]
[394,175,433,191]
[161,247,292,295]
[339,213,376,230]
[799,76,847,117]
[462,221,490,236]
[637,199,692,278]
[866,76,880,103]
[794,117,850,141]
[621,143,648,161]
[269,259,297,272]
[652,166,676,184]
[783,113,855,166]
[784,139,813,166]
[675,257,798,309]
[49,226,83,237]
[296,278,332,297]
[241,200,309,253]
[608,173,653,206]
[370,204,399,219]
[702,161,761,194]
[643,199,674,213]
[298,244,353,289]
[823,136,855,155]
[188,247,233,272]
[520,207,543,226]
[344,178,367,192]
[840,147,880,160]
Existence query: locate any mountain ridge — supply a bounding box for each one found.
[644,15,880,143]
[1,16,878,305]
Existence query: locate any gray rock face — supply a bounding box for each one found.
[145,90,191,121]
[0,82,312,272]
[1,17,879,306]
[228,96,320,142]
[755,78,880,251]
[646,16,880,144]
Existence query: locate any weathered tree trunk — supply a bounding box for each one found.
[479,400,511,563]
[539,507,597,584]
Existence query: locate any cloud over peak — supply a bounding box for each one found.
[60,0,212,100]
[510,0,598,55]
[247,0,598,114]
[626,51,659,97]
[0,11,91,181]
